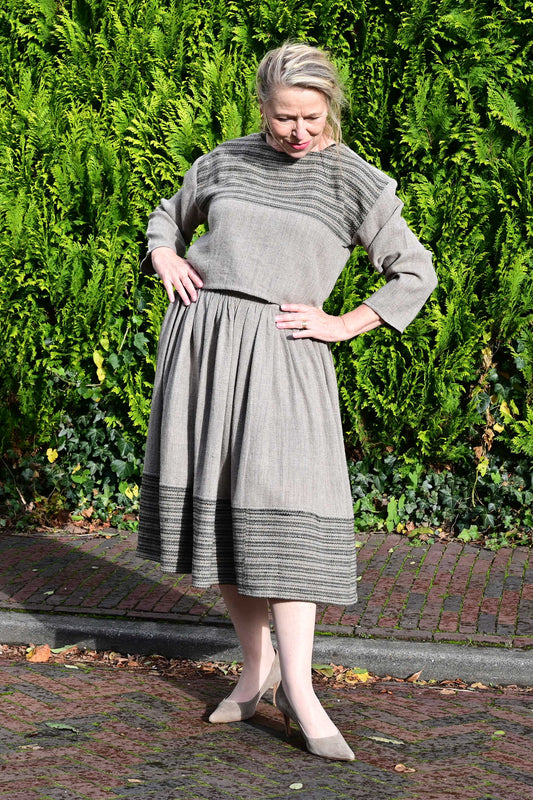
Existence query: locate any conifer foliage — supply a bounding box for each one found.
[0,1,532,529]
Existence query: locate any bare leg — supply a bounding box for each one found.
[219,584,276,702]
[270,599,338,738]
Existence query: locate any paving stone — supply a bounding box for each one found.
[481,761,533,786]
[0,529,531,798]
[2,531,529,645]
[1,660,532,800]
[9,680,67,706]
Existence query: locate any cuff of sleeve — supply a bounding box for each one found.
[362,298,406,333]
[140,251,155,276]
[363,266,438,333]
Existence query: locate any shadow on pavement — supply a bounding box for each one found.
[0,654,532,800]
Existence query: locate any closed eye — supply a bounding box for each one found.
[274,115,323,123]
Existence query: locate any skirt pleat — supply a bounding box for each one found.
[137,290,357,605]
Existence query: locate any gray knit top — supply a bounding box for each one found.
[142,133,437,332]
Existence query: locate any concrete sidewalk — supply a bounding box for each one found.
[0,529,532,684]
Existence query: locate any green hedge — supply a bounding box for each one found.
[0,1,532,535]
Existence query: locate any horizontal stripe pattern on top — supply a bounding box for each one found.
[194,135,390,244]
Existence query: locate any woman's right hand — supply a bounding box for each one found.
[151,246,204,305]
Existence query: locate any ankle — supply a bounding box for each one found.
[280,684,338,738]
[228,650,278,701]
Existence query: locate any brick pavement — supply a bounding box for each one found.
[0,657,532,800]
[0,530,531,648]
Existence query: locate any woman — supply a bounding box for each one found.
[137,43,437,760]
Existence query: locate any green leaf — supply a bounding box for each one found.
[45,722,79,733]
[312,663,334,677]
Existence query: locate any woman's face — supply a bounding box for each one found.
[261,86,330,159]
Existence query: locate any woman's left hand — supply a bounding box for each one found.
[275,304,350,342]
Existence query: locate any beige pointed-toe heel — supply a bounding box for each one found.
[209,651,281,723]
[274,681,355,761]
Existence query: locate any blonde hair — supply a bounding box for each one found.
[256,42,346,143]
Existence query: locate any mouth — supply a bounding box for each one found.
[287,141,310,151]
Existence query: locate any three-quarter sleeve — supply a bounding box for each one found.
[355,182,438,332]
[140,160,207,275]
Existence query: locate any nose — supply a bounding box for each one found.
[293,118,307,139]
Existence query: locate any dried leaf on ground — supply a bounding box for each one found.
[26,644,51,663]
[368,736,405,745]
[343,668,371,684]
[394,764,416,773]
[1,645,531,696]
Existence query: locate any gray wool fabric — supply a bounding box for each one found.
[137,133,437,605]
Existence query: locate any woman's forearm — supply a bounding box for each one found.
[339,303,383,339]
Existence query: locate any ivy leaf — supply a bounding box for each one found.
[133,332,149,355]
[111,459,134,478]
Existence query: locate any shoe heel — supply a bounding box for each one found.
[273,682,293,739]
[274,681,354,761]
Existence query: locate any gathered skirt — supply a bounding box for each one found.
[137,289,357,605]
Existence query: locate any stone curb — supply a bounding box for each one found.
[1,610,531,687]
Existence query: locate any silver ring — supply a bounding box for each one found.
[301,320,308,330]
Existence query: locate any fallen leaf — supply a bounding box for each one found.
[440,688,456,695]
[394,764,416,773]
[493,730,506,736]
[407,526,433,538]
[368,736,404,745]
[312,663,334,677]
[45,722,78,734]
[289,783,303,790]
[471,682,489,690]
[344,668,371,684]
[27,644,51,663]
[50,645,78,655]
[406,670,423,683]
